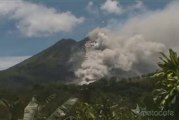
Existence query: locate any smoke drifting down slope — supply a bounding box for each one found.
[75,28,165,84]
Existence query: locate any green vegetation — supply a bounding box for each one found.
[0,77,154,120]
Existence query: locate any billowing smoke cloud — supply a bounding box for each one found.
[76,1,179,84]
[75,28,165,84]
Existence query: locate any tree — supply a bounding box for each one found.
[152,49,179,116]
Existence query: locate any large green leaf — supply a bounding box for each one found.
[47,98,78,120]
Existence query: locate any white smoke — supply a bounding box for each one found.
[75,28,165,84]
[75,1,179,84]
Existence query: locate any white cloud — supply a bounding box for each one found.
[0,0,85,37]
[0,56,30,70]
[86,1,99,15]
[100,0,145,15]
[100,0,123,15]
[134,0,144,9]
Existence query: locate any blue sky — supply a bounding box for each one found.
[0,0,175,70]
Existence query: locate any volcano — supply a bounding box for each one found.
[0,38,88,88]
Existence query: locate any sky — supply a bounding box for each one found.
[0,0,176,70]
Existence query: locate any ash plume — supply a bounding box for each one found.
[75,28,165,84]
